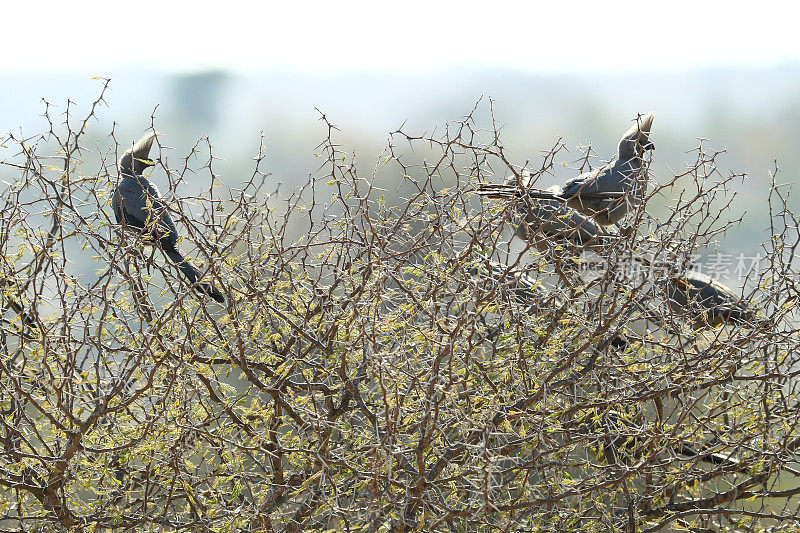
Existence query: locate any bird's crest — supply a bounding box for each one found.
[119,132,159,176]
[618,112,655,160]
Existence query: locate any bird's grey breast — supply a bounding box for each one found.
[118,176,167,220]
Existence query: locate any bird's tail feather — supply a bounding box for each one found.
[1,279,37,328]
[4,296,37,327]
[678,443,740,468]
[477,184,562,200]
[164,248,225,304]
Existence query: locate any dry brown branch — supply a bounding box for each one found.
[0,84,797,532]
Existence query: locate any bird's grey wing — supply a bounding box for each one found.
[669,272,753,325]
[681,273,736,305]
[696,276,751,317]
[111,187,124,225]
[561,161,644,225]
[561,169,595,197]
[562,163,633,198]
[117,179,178,244]
[514,199,600,246]
[141,182,179,245]
[116,180,149,229]
[704,277,740,301]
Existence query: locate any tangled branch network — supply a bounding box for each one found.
[0,84,799,532]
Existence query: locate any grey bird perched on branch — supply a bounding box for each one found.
[478,171,607,253]
[112,132,225,304]
[666,271,763,330]
[478,112,655,227]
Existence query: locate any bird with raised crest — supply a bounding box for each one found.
[112,132,225,304]
[478,112,655,227]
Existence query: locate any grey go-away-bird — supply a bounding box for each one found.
[479,171,607,253]
[666,271,762,330]
[478,112,655,227]
[112,132,225,303]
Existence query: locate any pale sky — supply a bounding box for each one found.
[3,1,797,74]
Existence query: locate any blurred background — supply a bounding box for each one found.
[1,0,798,274]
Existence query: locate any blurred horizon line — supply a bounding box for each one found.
[4,60,800,79]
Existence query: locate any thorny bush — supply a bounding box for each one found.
[0,84,799,532]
